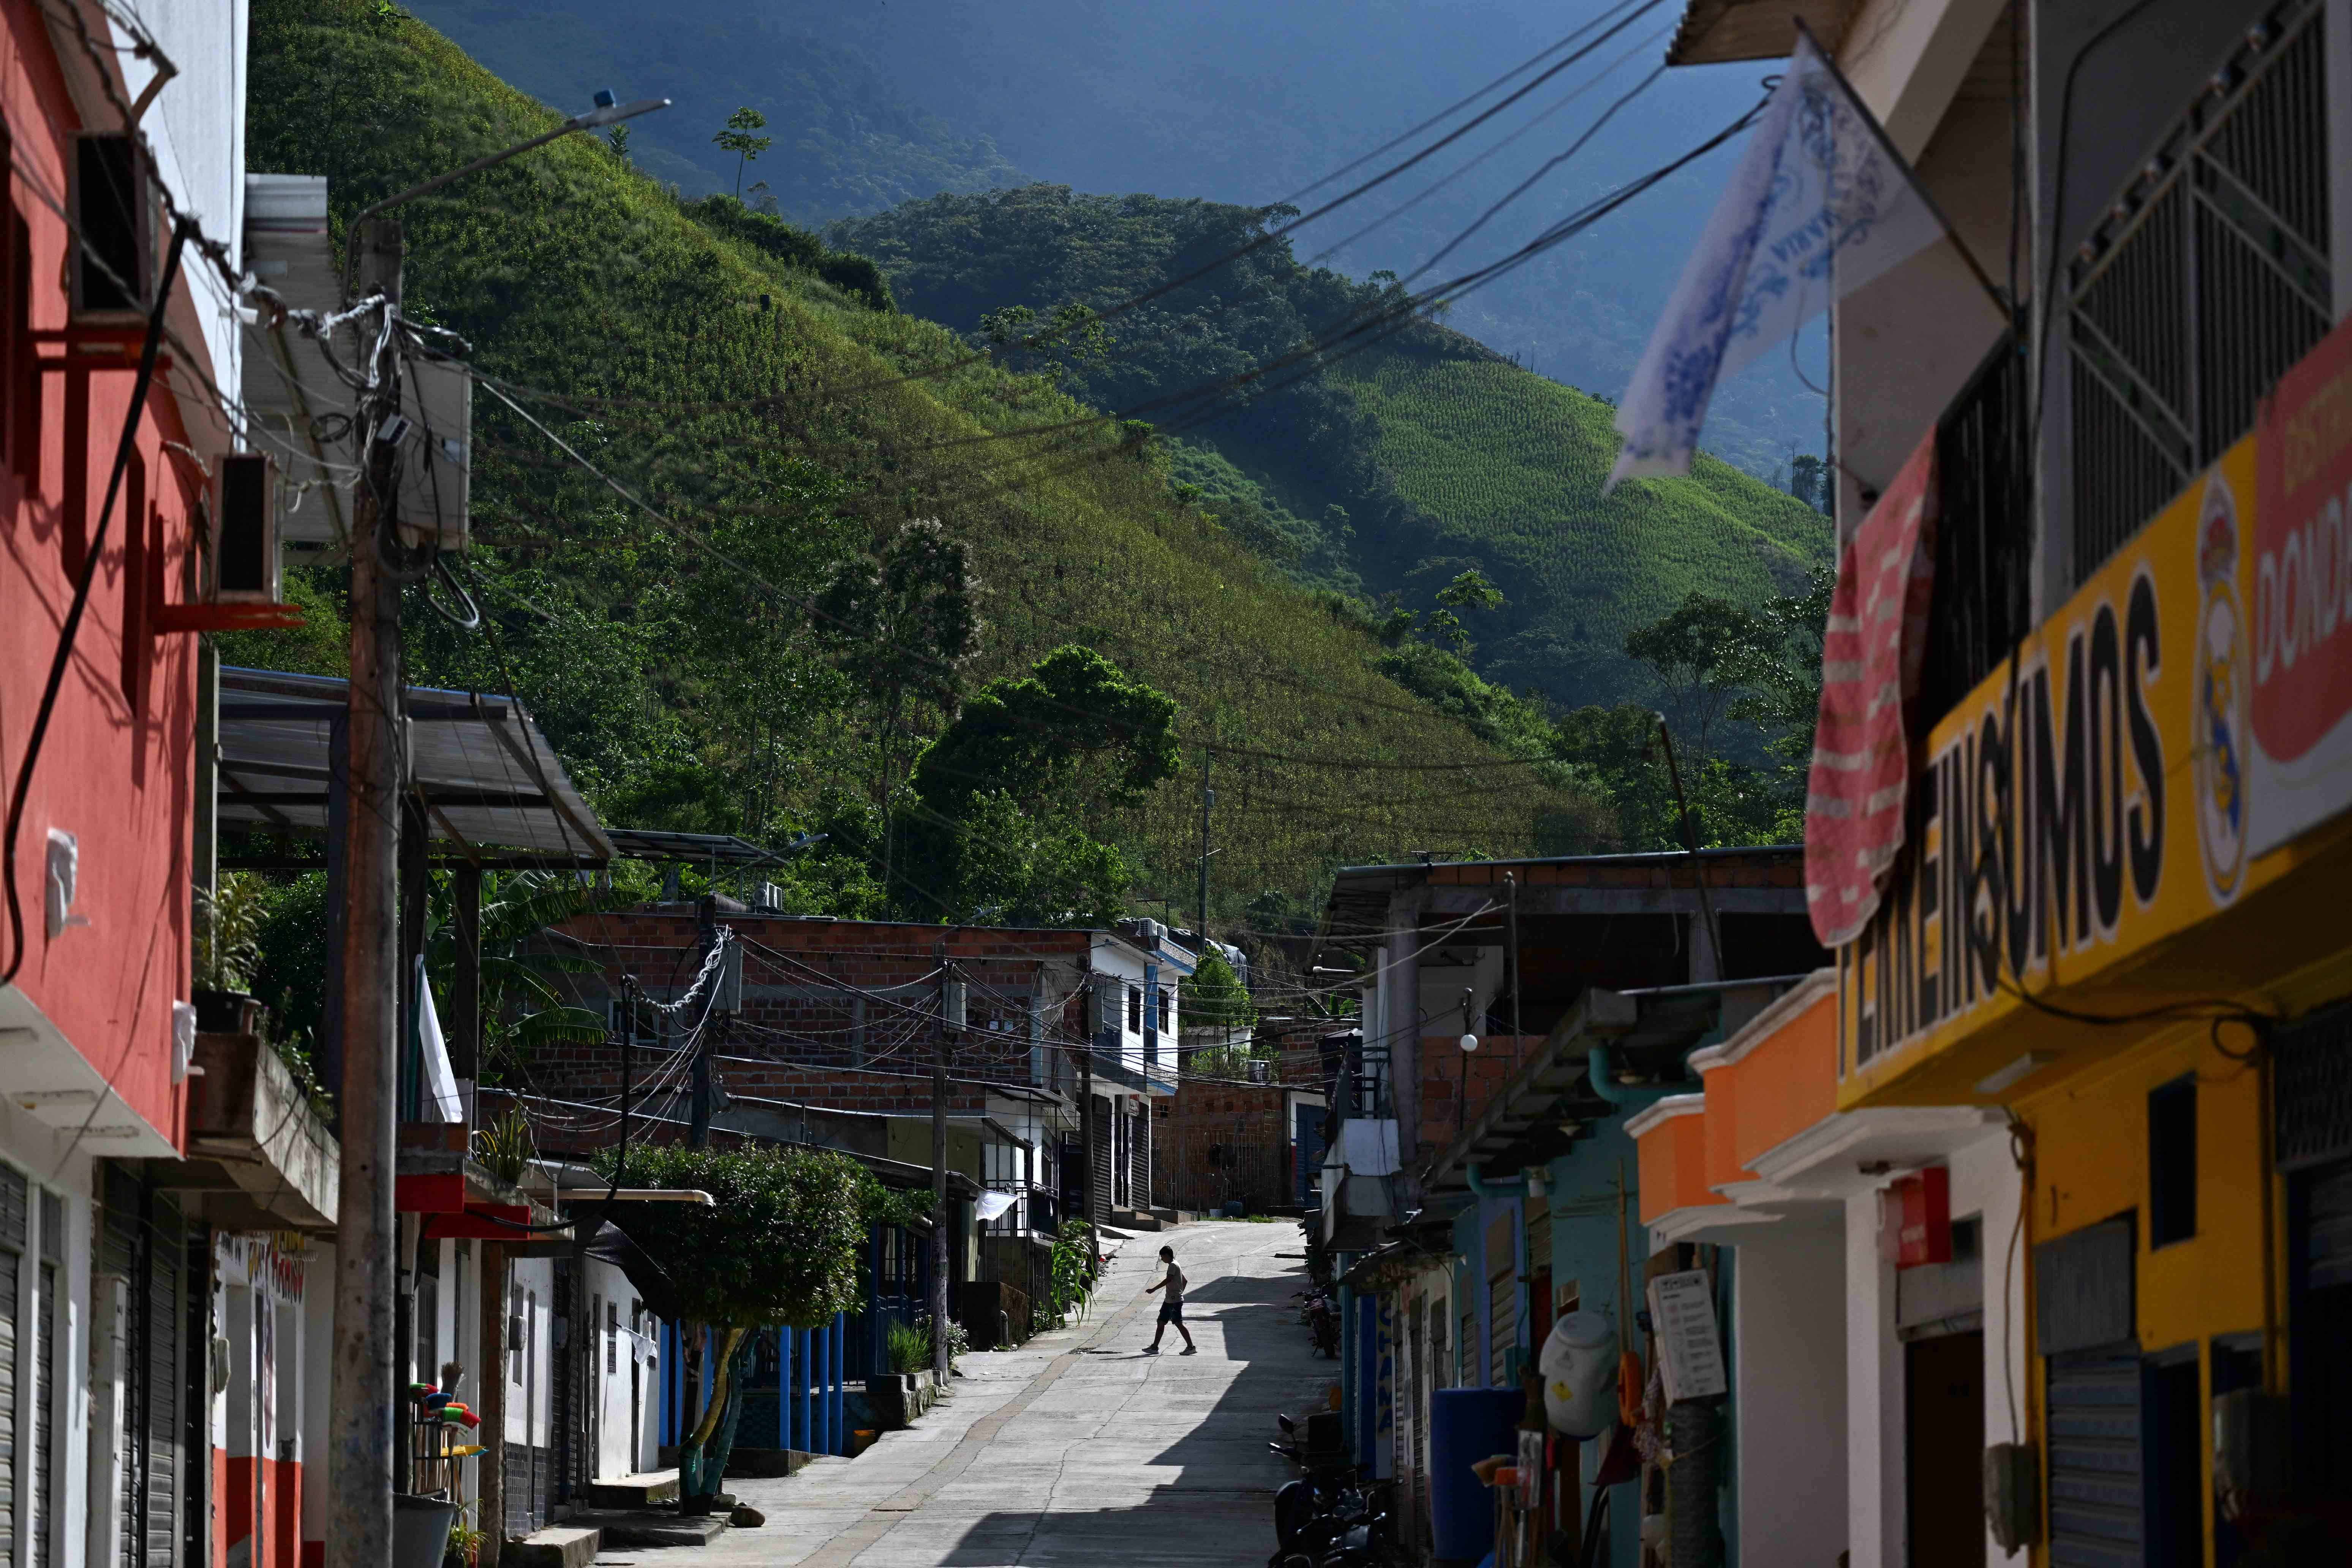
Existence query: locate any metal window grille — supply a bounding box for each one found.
[1926,331,2033,716]
[2066,0,2332,584]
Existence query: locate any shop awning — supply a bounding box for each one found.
[217,666,614,864]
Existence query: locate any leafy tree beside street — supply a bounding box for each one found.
[610,1143,897,1503]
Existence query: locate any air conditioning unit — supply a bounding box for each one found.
[212,454,280,603]
[71,135,150,319]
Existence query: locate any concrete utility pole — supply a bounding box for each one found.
[691,896,717,1148]
[932,949,958,1377]
[327,217,405,1568]
[1197,748,1213,939]
[1081,984,1102,1238]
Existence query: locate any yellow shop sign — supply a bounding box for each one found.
[1835,437,2327,1099]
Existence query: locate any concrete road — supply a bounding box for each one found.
[622,1220,1334,1568]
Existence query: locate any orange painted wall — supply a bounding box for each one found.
[1635,1103,1715,1222]
[1718,990,1839,1175]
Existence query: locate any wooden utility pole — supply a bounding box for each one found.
[477,1241,507,1568]
[932,950,958,1377]
[327,217,405,1568]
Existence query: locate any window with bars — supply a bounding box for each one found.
[2065,0,2333,585]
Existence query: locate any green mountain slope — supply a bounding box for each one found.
[828,185,1832,710]
[241,0,1609,922]
[1337,348,1831,703]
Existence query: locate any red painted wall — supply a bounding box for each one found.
[220,1453,304,1568]
[0,5,223,1147]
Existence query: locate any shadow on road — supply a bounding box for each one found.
[929,1233,1342,1565]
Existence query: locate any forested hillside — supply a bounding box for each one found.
[238,0,1610,927]
[829,185,1832,710]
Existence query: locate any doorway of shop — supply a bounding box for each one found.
[1906,1330,1985,1568]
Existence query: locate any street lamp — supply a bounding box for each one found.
[341,89,670,300]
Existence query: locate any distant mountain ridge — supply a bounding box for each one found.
[403,0,1827,479]
[404,0,1022,218]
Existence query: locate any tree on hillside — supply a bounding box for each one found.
[815,519,983,891]
[910,645,1179,818]
[898,646,1178,923]
[1623,593,1769,777]
[1725,560,1836,836]
[610,1144,893,1504]
[713,105,771,198]
[1425,568,1507,656]
[1789,454,1830,514]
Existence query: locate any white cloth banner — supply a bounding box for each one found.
[975,1189,1020,1222]
[1610,32,1946,485]
[416,962,465,1123]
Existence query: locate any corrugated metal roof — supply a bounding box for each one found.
[217,665,613,862]
[1665,0,1855,66]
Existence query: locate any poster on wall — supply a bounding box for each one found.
[2253,313,2352,857]
[1644,1269,1726,1403]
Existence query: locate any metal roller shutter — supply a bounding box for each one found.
[99,1168,183,1568]
[141,1194,184,1568]
[36,1189,59,1568]
[2045,1351,2144,1566]
[100,1172,137,1568]
[0,1165,23,1568]
[2308,1163,2352,1288]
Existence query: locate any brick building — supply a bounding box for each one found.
[534,909,1199,1226]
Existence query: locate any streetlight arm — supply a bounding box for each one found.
[341,96,670,299]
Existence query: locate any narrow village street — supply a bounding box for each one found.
[641,1223,1321,1568]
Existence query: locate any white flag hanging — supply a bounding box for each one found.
[1609,30,1949,487]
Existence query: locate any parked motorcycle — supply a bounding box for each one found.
[1268,1414,1396,1567]
[1292,1287,1339,1358]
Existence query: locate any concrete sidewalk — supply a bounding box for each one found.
[610,1221,1332,1567]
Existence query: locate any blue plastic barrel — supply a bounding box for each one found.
[1429,1387,1525,1563]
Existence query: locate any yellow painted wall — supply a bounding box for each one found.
[2021,1019,2269,1350]
[2019,1013,2280,1568]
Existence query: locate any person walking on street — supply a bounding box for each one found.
[1143,1245,1197,1355]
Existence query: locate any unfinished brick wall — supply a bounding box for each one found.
[1416,1035,1544,1168]
[533,912,1102,1101]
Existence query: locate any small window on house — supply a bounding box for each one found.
[1157,986,1171,1032]
[1126,984,1142,1035]
[606,1299,618,1374]
[2149,1076,2196,1247]
[70,134,147,316]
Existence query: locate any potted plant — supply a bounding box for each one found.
[192,873,270,1032]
